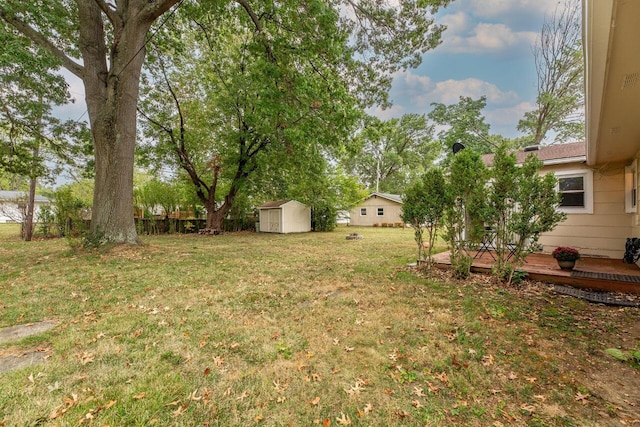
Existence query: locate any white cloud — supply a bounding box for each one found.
[441,21,537,55]
[468,0,561,20]
[390,71,518,107]
[375,72,528,138]
[367,104,406,121]
[486,101,534,126]
[435,0,563,55]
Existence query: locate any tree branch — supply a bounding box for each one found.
[0,7,84,78]
[235,0,276,62]
[92,0,120,28]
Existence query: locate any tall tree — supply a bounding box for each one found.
[0,20,84,240]
[517,0,584,145]
[0,0,180,244]
[139,1,450,231]
[345,114,438,194]
[1,0,450,243]
[429,96,496,156]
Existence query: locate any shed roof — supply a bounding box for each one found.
[258,200,289,209]
[258,200,310,209]
[481,142,586,167]
[0,190,50,203]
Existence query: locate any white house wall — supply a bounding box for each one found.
[349,196,403,227]
[0,200,49,224]
[539,162,632,258]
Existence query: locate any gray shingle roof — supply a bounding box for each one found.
[481,142,586,167]
[0,191,50,203]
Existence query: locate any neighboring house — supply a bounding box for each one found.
[0,191,51,224]
[349,192,403,227]
[257,200,311,233]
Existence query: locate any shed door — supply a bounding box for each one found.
[268,209,281,232]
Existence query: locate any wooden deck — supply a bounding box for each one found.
[432,250,640,294]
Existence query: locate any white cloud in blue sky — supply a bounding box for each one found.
[376,0,569,140]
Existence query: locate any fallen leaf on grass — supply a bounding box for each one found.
[104,400,117,409]
[336,412,351,425]
[575,392,590,404]
[525,376,537,383]
[412,386,425,397]
[76,352,95,365]
[481,354,494,366]
[520,404,536,414]
[133,392,146,399]
[322,418,331,427]
[411,400,423,408]
[311,396,320,406]
[49,394,78,420]
[427,382,440,394]
[363,403,373,415]
[255,413,264,422]
[172,404,187,416]
[435,372,448,383]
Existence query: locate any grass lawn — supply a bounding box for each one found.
[0,224,639,426]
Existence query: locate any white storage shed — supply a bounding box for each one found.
[258,200,311,233]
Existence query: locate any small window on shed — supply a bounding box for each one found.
[377,207,384,216]
[360,208,367,216]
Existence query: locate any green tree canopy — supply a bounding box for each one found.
[344,114,439,194]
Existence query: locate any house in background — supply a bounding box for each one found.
[0,191,51,223]
[349,192,403,227]
[257,200,311,234]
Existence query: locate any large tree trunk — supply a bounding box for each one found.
[78,1,155,244]
[205,208,226,232]
[1,0,179,244]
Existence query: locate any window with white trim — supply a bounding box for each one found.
[555,169,593,214]
[377,207,384,216]
[625,160,637,213]
[360,208,367,216]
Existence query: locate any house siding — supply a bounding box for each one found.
[539,162,632,258]
[349,195,403,227]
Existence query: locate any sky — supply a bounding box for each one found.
[54,0,565,142]
[370,0,564,140]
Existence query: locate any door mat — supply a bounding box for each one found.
[571,270,640,284]
[553,285,640,307]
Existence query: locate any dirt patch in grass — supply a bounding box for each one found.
[0,321,56,374]
[0,321,56,345]
[0,348,51,374]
